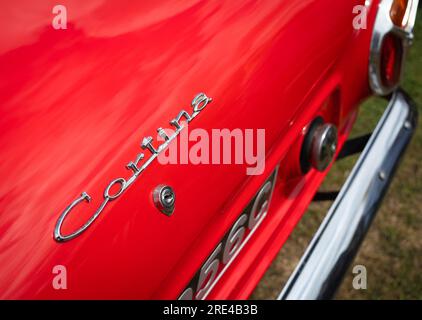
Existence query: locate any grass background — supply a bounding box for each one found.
[252,15,422,300]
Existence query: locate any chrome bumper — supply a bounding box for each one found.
[278,89,418,300]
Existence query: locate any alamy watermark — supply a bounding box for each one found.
[155,123,266,176]
[353,2,370,30]
[352,265,367,290]
[52,265,67,290]
[52,5,67,30]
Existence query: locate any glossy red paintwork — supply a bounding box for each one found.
[0,0,378,299]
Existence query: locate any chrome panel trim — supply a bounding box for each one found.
[369,0,419,95]
[278,89,418,300]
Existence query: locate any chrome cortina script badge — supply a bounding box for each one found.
[54,93,212,242]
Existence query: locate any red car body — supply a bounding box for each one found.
[0,0,412,299]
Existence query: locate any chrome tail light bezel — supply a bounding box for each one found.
[369,0,419,95]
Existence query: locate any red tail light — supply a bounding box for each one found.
[369,0,418,95]
[380,33,403,88]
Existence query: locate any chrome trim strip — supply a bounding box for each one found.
[278,89,418,300]
[369,0,419,95]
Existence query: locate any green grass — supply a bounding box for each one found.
[252,16,422,300]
